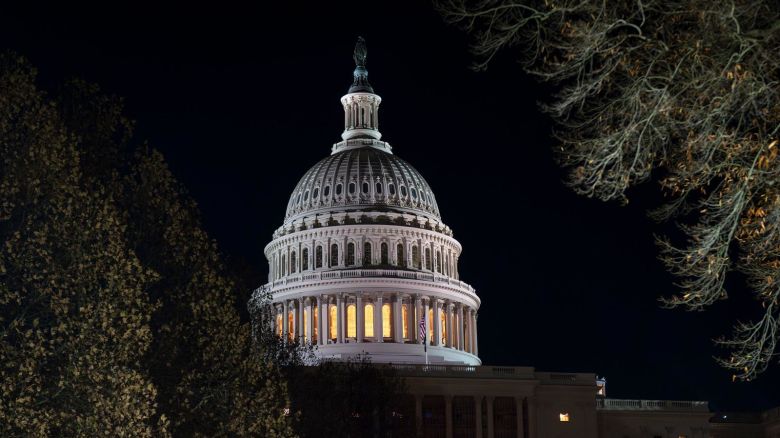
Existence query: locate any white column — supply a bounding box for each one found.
[319,295,327,345]
[337,294,344,344]
[423,297,430,346]
[407,296,416,343]
[458,304,465,351]
[298,299,305,342]
[445,395,453,438]
[305,297,313,343]
[486,396,495,438]
[375,295,383,342]
[433,299,441,346]
[393,294,403,343]
[356,294,364,343]
[445,302,453,348]
[517,397,525,438]
[475,396,483,438]
[282,300,289,340]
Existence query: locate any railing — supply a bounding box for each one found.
[267,268,477,295]
[596,398,709,412]
[388,364,538,380]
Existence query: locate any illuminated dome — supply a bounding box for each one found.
[255,37,480,366]
[284,147,441,222]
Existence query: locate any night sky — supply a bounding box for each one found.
[3,2,778,411]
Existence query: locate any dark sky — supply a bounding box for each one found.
[3,2,778,411]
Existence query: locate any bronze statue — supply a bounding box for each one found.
[353,36,367,68]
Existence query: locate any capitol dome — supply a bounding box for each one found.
[284,146,441,223]
[255,37,479,366]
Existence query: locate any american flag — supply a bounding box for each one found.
[419,316,427,352]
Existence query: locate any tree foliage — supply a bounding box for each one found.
[0,55,163,436]
[0,54,295,436]
[437,0,780,380]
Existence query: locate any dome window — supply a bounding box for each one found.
[400,186,408,197]
[410,188,418,200]
[304,190,309,201]
[336,184,343,196]
[297,193,302,204]
[362,182,369,194]
[348,182,356,194]
[388,184,396,196]
[323,185,330,197]
[421,191,426,202]
[312,188,319,199]
[375,182,383,194]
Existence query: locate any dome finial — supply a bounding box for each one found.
[349,36,373,93]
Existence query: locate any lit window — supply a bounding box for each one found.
[559,413,570,422]
[382,303,392,338]
[287,311,294,341]
[329,305,337,340]
[313,308,318,343]
[365,304,374,338]
[347,304,356,338]
[276,313,283,336]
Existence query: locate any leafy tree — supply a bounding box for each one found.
[437,0,780,380]
[55,80,295,437]
[0,55,164,436]
[283,357,413,438]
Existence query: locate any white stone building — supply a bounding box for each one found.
[251,38,780,438]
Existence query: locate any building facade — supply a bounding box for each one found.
[250,38,779,438]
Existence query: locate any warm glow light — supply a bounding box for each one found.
[428,308,433,340]
[365,304,375,338]
[347,304,356,338]
[559,413,570,422]
[329,305,337,340]
[276,313,283,336]
[287,311,294,341]
[313,308,318,342]
[402,304,409,339]
[382,303,391,338]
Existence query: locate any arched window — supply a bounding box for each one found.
[380,242,389,264]
[313,309,318,343]
[388,184,396,196]
[411,187,418,199]
[329,305,338,340]
[400,186,408,197]
[336,183,343,195]
[363,242,372,266]
[290,251,297,273]
[347,242,356,266]
[304,190,309,201]
[436,251,442,273]
[281,254,286,275]
[402,304,409,339]
[365,303,375,338]
[313,187,319,199]
[362,182,369,194]
[302,248,309,271]
[330,244,339,267]
[425,248,432,270]
[397,244,406,268]
[382,303,392,338]
[440,310,447,345]
[375,182,383,194]
[276,312,283,337]
[349,182,356,194]
[323,185,330,197]
[347,304,356,338]
[412,246,421,269]
[315,246,323,269]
